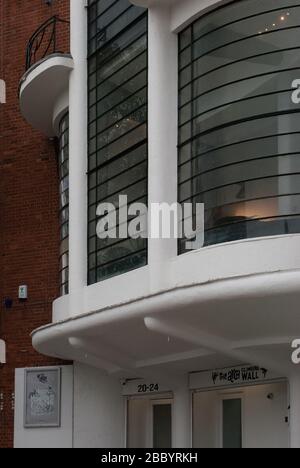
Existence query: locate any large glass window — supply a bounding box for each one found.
[58,113,69,295]
[178,0,300,252]
[88,0,148,284]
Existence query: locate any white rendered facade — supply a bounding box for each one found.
[18,0,300,448]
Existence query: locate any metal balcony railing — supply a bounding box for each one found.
[25,16,70,71]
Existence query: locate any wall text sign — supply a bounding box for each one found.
[122,379,171,397]
[190,365,283,391]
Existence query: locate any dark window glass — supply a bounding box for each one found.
[153,404,172,449]
[178,0,300,252]
[58,114,69,295]
[223,399,242,449]
[88,0,148,284]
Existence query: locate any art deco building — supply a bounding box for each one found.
[2,0,300,448]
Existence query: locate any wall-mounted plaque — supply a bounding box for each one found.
[24,367,61,428]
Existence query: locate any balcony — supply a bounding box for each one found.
[19,16,73,137]
[25,16,70,71]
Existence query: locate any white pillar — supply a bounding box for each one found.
[289,374,300,448]
[148,6,178,290]
[68,0,87,316]
[172,383,191,448]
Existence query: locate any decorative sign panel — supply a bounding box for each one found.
[24,367,61,428]
[190,365,284,391]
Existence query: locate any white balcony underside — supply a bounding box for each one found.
[19,54,73,137]
[32,236,300,381]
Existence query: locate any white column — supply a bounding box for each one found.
[148,6,178,290]
[68,0,87,316]
[172,383,191,448]
[289,374,300,448]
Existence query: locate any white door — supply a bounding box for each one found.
[127,396,173,448]
[193,382,289,448]
[150,399,173,449]
[220,394,244,449]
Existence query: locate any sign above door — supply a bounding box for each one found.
[190,365,284,391]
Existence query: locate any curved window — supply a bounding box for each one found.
[58,113,69,295]
[178,0,300,252]
[88,0,148,284]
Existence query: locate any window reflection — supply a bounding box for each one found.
[179,0,300,252]
[88,0,148,284]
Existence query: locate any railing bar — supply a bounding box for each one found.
[25,16,69,70]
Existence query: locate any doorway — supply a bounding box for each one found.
[152,400,172,449]
[221,394,243,449]
[193,382,289,448]
[127,395,173,448]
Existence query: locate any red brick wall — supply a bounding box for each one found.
[0,0,70,448]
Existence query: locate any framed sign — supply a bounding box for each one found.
[24,367,61,428]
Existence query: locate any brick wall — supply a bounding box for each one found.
[0,0,70,448]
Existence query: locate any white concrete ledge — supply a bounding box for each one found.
[130,0,178,6]
[130,0,231,32]
[52,234,300,322]
[19,53,73,137]
[33,267,300,372]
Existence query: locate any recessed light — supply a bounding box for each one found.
[280,16,285,21]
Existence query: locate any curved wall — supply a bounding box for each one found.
[51,1,300,322]
[178,0,300,251]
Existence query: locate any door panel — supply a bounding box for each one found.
[193,382,289,448]
[222,398,242,449]
[153,404,172,449]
